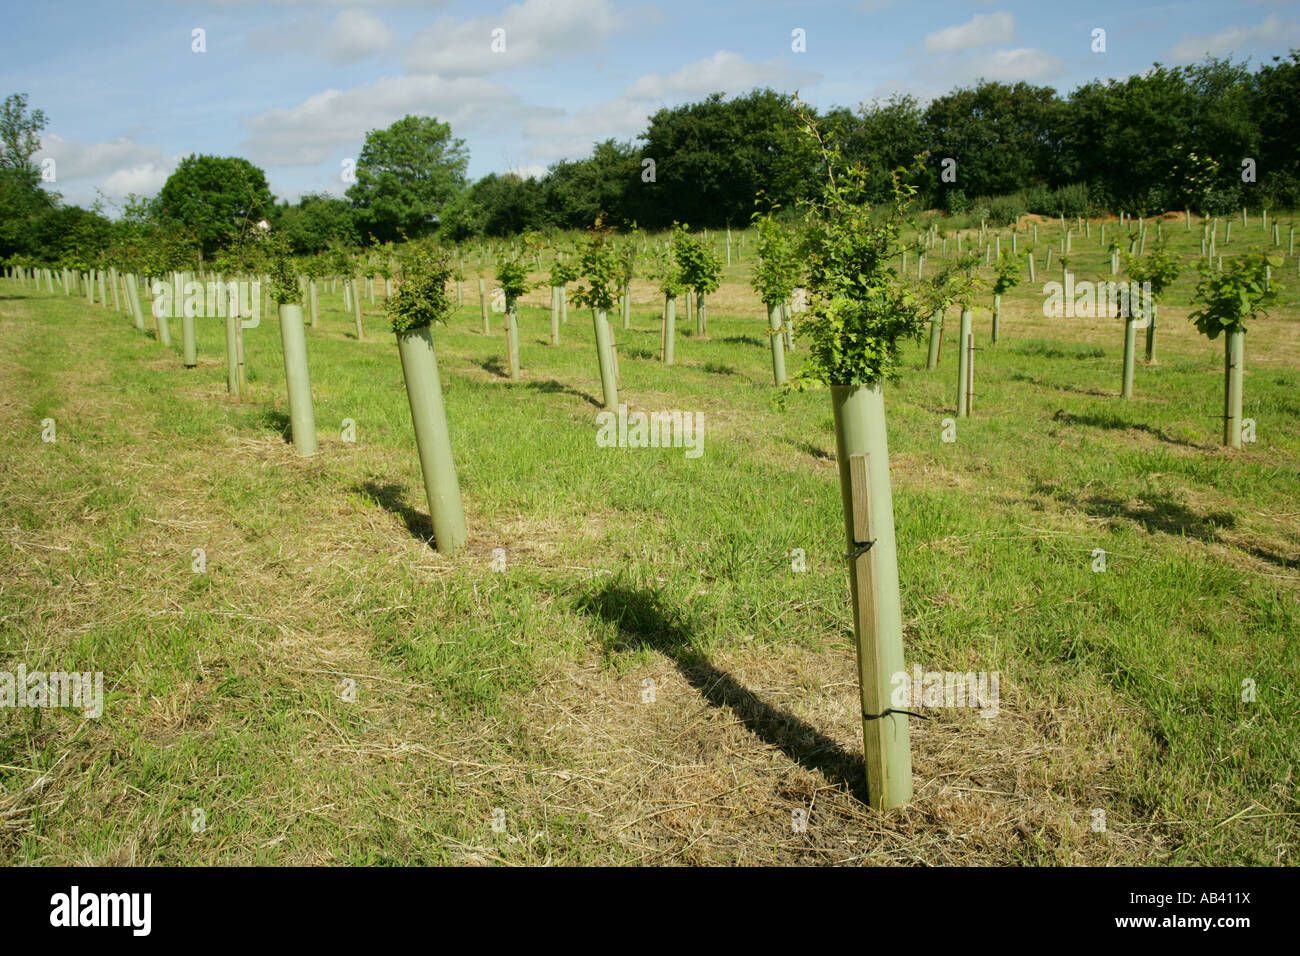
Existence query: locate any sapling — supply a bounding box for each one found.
[673,226,721,336]
[990,251,1021,345]
[1123,240,1181,364]
[647,234,686,366]
[327,243,350,299]
[449,260,463,308]
[388,248,468,555]
[550,255,579,342]
[1188,252,1279,449]
[268,235,317,455]
[789,110,931,808]
[303,255,325,328]
[570,220,622,409]
[378,247,394,299]
[617,231,639,331]
[497,254,529,381]
[923,256,978,370]
[751,208,800,386]
[553,254,577,325]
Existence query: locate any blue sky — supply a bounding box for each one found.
[4,0,1298,213]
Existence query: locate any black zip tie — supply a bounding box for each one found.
[863,707,930,721]
[845,539,875,561]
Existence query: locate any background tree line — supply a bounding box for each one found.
[3,50,1298,265]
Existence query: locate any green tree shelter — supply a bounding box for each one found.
[672,225,721,336]
[1189,252,1279,449]
[1123,240,1181,364]
[388,247,468,555]
[792,110,930,808]
[571,221,623,409]
[751,208,800,385]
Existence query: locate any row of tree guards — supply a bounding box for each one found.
[4,216,911,808]
[5,193,1284,809]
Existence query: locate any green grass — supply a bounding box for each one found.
[1,217,1297,865]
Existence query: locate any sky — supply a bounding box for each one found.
[4,0,1298,213]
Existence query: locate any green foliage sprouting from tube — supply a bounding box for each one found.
[388,246,454,334]
[266,233,303,305]
[750,205,800,306]
[570,217,622,313]
[1189,251,1279,339]
[790,106,928,389]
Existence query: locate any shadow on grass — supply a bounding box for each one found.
[1007,373,1113,398]
[1051,409,1205,449]
[524,378,602,408]
[1013,342,1107,361]
[356,479,435,546]
[782,437,835,461]
[1242,543,1300,571]
[719,334,764,347]
[577,579,869,800]
[1083,492,1235,543]
[701,361,736,376]
[256,408,292,443]
[473,356,510,379]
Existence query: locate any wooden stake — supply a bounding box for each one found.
[964,332,975,415]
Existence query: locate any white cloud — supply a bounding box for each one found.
[239,74,526,167]
[247,8,393,62]
[924,11,1015,54]
[625,50,819,100]
[32,133,179,205]
[403,0,622,76]
[976,47,1064,82]
[101,163,176,198]
[35,133,157,180]
[1167,15,1300,60]
[327,10,394,62]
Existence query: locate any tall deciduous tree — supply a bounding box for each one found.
[822,94,928,205]
[346,115,468,242]
[923,80,1065,202]
[0,93,55,258]
[1254,51,1300,209]
[157,154,273,258]
[273,192,358,253]
[0,92,47,178]
[639,89,818,228]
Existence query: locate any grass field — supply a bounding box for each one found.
[1,212,1297,865]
